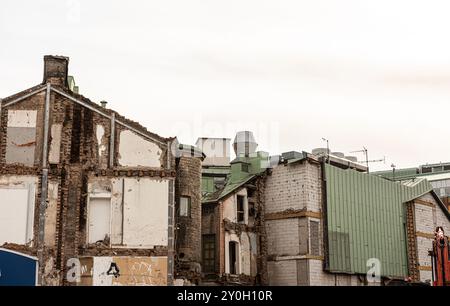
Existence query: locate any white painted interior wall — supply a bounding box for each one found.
[122,178,169,248]
[118,130,162,168]
[0,176,37,245]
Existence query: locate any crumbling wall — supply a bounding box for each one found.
[0,91,45,167]
[0,68,174,286]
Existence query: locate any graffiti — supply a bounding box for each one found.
[122,260,166,286]
[106,262,120,278]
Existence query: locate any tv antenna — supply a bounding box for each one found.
[349,147,385,173]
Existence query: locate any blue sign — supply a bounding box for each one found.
[0,248,38,286]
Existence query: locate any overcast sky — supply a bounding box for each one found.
[1,0,449,171]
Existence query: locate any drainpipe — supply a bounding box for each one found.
[37,83,51,286]
[321,160,329,273]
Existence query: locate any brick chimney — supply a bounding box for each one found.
[43,55,69,87]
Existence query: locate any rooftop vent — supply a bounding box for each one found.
[233,131,257,157]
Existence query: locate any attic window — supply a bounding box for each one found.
[241,163,249,172]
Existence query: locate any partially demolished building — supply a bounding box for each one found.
[0,55,202,286]
[2,56,449,287]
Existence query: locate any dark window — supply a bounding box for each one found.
[202,235,216,273]
[237,195,245,223]
[241,163,249,172]
[229,241,238,274]
[179,196,191,217]
[444,165,450,171]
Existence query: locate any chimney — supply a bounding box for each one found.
[100,101,108,108]
[43,55,69,87]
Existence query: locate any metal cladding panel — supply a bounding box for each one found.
[324,164,432,278]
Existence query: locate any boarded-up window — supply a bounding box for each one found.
[202,234,216,273]
[88,197,111,244]
[5,110,37,166]
[309,220,320,256]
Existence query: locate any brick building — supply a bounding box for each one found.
[0,55,202,286]
[265,151,450,285]
[199,132,269,285]
[174,144,204,285]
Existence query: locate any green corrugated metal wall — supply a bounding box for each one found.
[324,164,432,278]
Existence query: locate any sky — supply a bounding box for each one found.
[1,0,450,171]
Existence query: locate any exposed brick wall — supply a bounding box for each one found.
[175,156,202,283]
[413,193,450,284]
[405,201,420,281]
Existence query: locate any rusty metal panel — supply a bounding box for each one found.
[324,164,432,278]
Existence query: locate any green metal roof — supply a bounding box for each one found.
[202,151,268,204]
[325,164,432,278]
